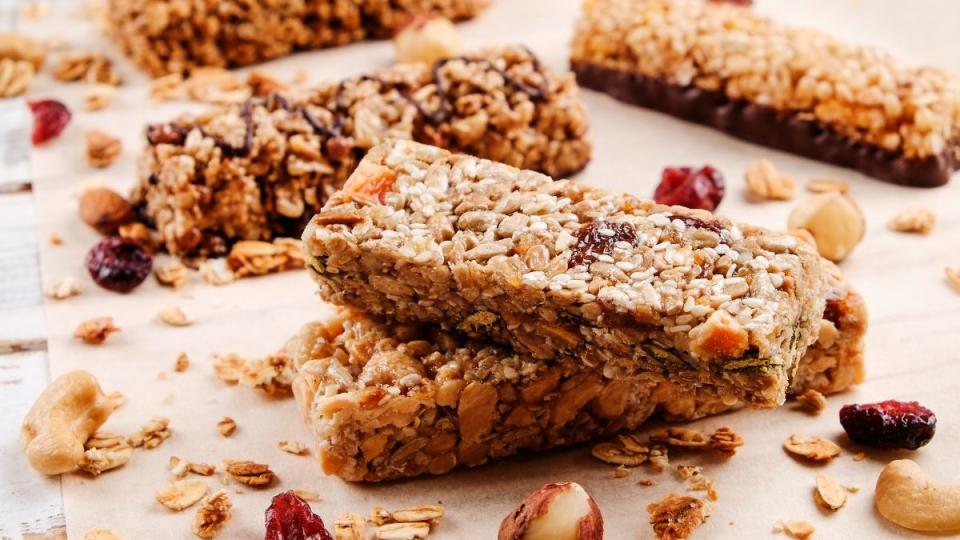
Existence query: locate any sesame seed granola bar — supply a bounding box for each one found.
[106,0,491,76]
[571,0,960,187]
[286,278,863,482]
[131,46,591,258]
[303,140,826,407]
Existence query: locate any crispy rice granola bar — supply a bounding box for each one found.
[107,0,491,76]
[286,277,863,482]
[303,140,826,407]
[131,46,591,258]
[571,0,960,187]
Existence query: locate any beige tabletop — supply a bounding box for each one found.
[4,0,960,538]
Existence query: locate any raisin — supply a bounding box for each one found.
[653,166,725,212]
[28,99,72,146]
[839,400,936,450]
[264,491,332,540]
[569,220,638,268]
[85,237,153,293]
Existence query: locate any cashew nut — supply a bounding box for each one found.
[875,459,960,532]
[21,370,118,475]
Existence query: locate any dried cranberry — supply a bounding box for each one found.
[569,220,638,268]
[265,491,332,540]
[839,400,936,450]
[28,99,72,145]
[85,237,152,293]
[653,166,725,212]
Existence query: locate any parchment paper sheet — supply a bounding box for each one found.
[20,1,960,537]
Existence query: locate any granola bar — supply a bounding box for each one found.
[571,0,960,187]
[303,140,826,407]
[107,0,491,76]
[131,46,591,258]
[287,282,863,481]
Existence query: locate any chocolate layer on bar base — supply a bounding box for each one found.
[573,62,958,188]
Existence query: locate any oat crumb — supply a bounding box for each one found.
[637,479,656,487]
[852,451,866,462]
[709,426,744,455]
[217,417,237,437]
[946,267,960,292]
[174,352,190,372]
[158,305,193,327]
[192,490,232,539]
[745,159,796,200]
[783,434,842,462]
[796,389,827,414]
[49,232,63,245]
[806,178,849,193]
[648,494,709,540]
[277,439,308,456]
[45,276,82,300]
[887,207,935,235]
[128,416,172,449]
[155,259,188,288]
[224,460,275,487]
[775,519,815,539]
[74,316,119,345]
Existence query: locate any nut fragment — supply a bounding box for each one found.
[21,370,118,474]
[78,187,133,235]
[217,417,236,437]
[394,16,461,66]
[498,481,603,540]
[224,460,275,487]
[45,276,82,300]
[85,130,122,168]
[887,207,936,235]
[947,267,960,292]
[335,513,366,540]
[796,389,827,414]
[708,426,743,455]
[783,434,842,462]
[815,474,847,511]
[647,494,708,540]
[745,159,796,200]
[156,478,208,511]
[128,416,172,449]
[806,178,849,193]
[787,192,865,262]
[155,259,188,288]
[78,431,132,475]
[875,459,960,532]
[74,316,120,345]
[192,489,232,539]
[278,439,308,455]
[174,353,190,372]
[157,305,193,327]
[774,520,815,539]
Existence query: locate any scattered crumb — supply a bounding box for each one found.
[85,129,122,168]
[887,207,935,235]
[169,456,216,478]
[49,232,63,245]
[155,259,188,288]
[675,465,717,501]
[806,178,848,193]
[161,393,175,405]
[174,352,190,372]
[795,389,827,415]
[45,277,82,300]
[637,479,656,487]
[774,519,815,539]
[814,474,847,511]
[212,352,294,395]
[709,426,744,455]
[157,305,193,327]
[782,434,842,462]
[224,460,275,487]
[199,259,236,286]
[106,390,126,408]
[82,529,125,540]
[83,83,116,111]
[648,494,709,540]
[745,159,796,200]
[78,432,132,476]
[946,267,960,292]
[155,478,208,511]
[844,484,860,493]
[335,512,366,540]
[278,439,308,456]
[852,452,866,462]
[609,465,630,478]
[217,417,236,437]
[192,490,232,539]
[294,489,320,501]
[128,417,172,449]
[74,316,120,345]
[648,444,669,472]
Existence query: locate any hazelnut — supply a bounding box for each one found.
[394,16,461,66]
[499,482,603,540]
[787,192,865,262]
[78,187,133,235]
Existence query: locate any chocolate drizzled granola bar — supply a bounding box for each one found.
[107,0,491,76]
[571,0,960,187]
[303,140,826,407]
[287,269,863,482]
[131,46,591,258]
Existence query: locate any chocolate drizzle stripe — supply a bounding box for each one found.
[573,61,958,188]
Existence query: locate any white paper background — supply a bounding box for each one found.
[20,1,960,538]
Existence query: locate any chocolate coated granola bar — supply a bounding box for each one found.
[107,0,491,76]
[131,46,591,258]
[303,140,826,407]
[571,0,960,187]
[287,270,864,482]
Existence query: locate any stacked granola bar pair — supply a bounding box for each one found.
[288,140,866,481]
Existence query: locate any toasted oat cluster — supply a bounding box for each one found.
[304,140,825,406]
[106,0,491,76]
[132,46,591,258]
[288,262,863,481]
[572,0,960,160]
